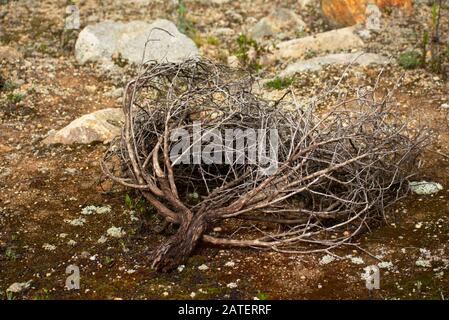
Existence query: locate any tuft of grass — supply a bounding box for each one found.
[124,193,149,215]
[7,92,25,104]
[175,0,195,36]
[233,34,264,72]
[398,51,422,69]
[206,36,219,46]
[0,79,16,92]
[265,76,294,90]
[257,290,269,300]
[5,247,17,261]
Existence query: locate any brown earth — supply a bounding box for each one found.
[0,0,447,300]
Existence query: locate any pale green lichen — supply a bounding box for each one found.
[409,181,443,195]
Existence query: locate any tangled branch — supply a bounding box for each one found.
[101,58,426,271]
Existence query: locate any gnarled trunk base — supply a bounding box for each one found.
[150,213,209,272]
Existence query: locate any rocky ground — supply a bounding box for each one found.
[0,0,448,300]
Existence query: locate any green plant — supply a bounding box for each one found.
[206,36,219,46]
[265,76,294,90]
[5,247,17,261]
[420,31,429,67]
[6,291,15,300]
[257,290,269,300]
[33,288,50,300]
[6,92,25,104]
[103,256,114,266]
[233,34,263,72]
[398,50,422,69]
[124,193,148,215]
[175,0,195,36]
[0,79,16,91]
[304,49,318,59]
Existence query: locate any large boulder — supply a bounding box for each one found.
[249,8,306,41]
[321,0,412,27]
[265,26,364,63]
[43,108,124,145]
[279,52,390,77]
[75,19,199,68]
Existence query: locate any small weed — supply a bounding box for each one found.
[103,256,114,266]
[265,76,294,90]
[124,193,148,215]
[112,52,129,68]
[175,0,195,36]
[398,51,422,69]
[206,36,219,46]
[304,49,318,59]
[5,247,17,261]
[33,288,50,300]
[0,78,16,91]
[233,34,264,72]
[257,290,269,300]
[6,92,25,104]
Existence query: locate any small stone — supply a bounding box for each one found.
[6,280,32,293]
[0,46,23,63]
[177,265,185,273]
[198,264,209,271]
[224,261,235,267]
[67,239,77,246]
[227,55,239,68]
[85,85,97,94]
[97,235,108,244]
[43,108,124,145]
[80,251,91,259]
[249,8,306,41]
[227,282,238,289]
[415,259,431,268]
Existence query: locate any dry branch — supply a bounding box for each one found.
[101,58,426,271]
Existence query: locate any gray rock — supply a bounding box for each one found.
[75,19,199,68]
[250,8,306,41]
[43,108,124,145]
[265,26,364,63]
[279,52,389,77]
[7,280,32,293]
